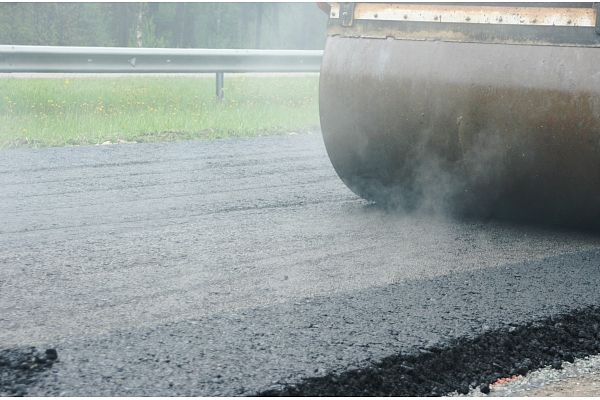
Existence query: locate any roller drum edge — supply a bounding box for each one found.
[319,35,600,229]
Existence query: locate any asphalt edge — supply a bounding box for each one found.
[258,306,600,397]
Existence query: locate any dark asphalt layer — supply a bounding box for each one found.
[1,133,600,396]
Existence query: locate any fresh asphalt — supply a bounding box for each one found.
[1,133,599,396]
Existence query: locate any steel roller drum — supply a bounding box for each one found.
[319,3,600,229]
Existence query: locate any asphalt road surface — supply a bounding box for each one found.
[1,133,600,396]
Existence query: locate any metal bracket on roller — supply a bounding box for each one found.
[340,3,355,27]
[595,3,600,34]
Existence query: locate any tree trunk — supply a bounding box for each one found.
[271,3,279,48]
[302,5,314,49]
[182,3,196,48]
[241,3,248,47]
[118,3,129,47]
[255,2,262,48]
[216,3,221,48]
[172,2,185,47]
[135,2,143,47]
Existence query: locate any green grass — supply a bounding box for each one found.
[0,75,320,149]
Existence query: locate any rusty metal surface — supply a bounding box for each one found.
[319,35,600,229]
[330,3,596,27]
[327,3,600,46]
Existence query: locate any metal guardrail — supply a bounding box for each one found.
[0,45,323,101]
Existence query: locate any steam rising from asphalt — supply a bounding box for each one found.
[320,34,600,231]
[347,128,516,223]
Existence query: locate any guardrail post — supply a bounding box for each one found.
[216,72,224,102]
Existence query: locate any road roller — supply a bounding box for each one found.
[318,3,600,229]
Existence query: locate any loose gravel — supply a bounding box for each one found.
[470,354,600,397]
[0,347,57,397]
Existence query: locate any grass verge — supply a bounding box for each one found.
[0,75,320,149]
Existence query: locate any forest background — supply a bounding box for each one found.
[0,2,328,50]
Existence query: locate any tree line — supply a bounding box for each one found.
[0,2,329,49]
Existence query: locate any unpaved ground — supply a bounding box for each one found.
[1,133,600,396]
[457,352,600,397]
[524,374,600,397]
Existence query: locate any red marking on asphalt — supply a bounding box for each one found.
[490,375,521,386]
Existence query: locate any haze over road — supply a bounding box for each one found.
[1,133,600,396]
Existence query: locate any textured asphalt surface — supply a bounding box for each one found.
[1,133,600,396]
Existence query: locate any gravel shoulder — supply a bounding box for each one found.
[523,373,600,397]
[458,354,600,397]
